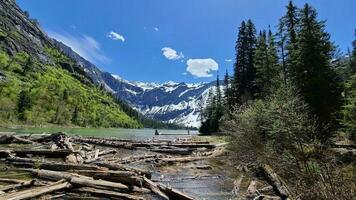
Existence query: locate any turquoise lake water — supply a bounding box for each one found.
[0,127,198,140]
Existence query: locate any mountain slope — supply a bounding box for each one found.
[109,76,219,128]
[0,0,140,128]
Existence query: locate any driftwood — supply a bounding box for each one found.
[233,174,244,197]
[0,180,36,192]
[0,135,34,144]
[13,149,75,158]
[0,178,27,184]
[150,148,193,155]
[143,176,169,200]
[259,164,293,200]
[27,169,131,192]
[157,183,194,200]
[6,157,105,171]
[73,187,145,200]
[68,170,143,186]
[0,179,71,200]
[93,161,151,178]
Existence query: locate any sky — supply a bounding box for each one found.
[17,0,356,83]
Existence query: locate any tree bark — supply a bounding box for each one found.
[0,179,71,200]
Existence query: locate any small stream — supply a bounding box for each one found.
[0,127,237,200]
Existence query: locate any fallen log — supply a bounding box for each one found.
[68,170,143,186]
[6,157,105,171]
[157,183,194,200]
[0,180,36,192]
[27,169,131,192]
[233,174,244,197]
[150,148,193,155]
[73,187,145,200]
[13,149,75,158]
[142,177,169,200]
[259,164,293,200]
[0,179,71,200]
[118,154,161,164]
[0,178,27,184]
[0,135,34,144]
[0,150,13,158]
[93,161,151,178]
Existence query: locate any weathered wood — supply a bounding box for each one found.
[68,170,143,186]
[27,169,131,192]
[73,187,145,200]
[0,178,26,184]
[13,149,75,158]
[93,161,151,178]
[0,179,71,200]
[142,176,169,200]
[6,157,105,171]
[245,180,258,199]
[0,180,36,192]
[259,164,293,200]
[233,174,244,197]
[157,183,194,200]
[0,150,13,158]
[0,135,33,144]
[150,148,193,155]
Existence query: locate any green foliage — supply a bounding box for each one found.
[200,77,224,135]
[340,74,356,140]
[231,20,257,106]
[224,84,317,164]
[0,50,141,128]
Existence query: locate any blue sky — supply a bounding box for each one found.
[17,0,356,83]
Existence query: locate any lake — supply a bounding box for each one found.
[0,127,199,140]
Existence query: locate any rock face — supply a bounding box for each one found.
[0,0,53,62]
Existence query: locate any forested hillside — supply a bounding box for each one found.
[200,1,355,199]
[0,0,141,128]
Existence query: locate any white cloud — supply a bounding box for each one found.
[107,31,125,42]
[48,31,110,64]
[154,27,159,32]
[186,58,219,78]
[161,47,184,60]
[225,59,232,62]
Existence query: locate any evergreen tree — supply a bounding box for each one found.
[266,28,282,87]
[232,20,247,106]
[279,0,300,82]
[351,30,356,73]
[255,29,281,96]
[223,70,231,109]
[294,4,341,136]
[232,20,257,106]
[255,31,268,95]
[18,90,31,120]
[246,19,258,97]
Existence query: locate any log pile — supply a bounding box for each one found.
[0,132,225,199]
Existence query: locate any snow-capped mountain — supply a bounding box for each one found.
[53,40,217,128]
[109,75,218,128]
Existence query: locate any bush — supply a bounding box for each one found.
[223,84,355,199]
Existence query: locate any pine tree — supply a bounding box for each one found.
[223,70,231,109]
[255,31,268,95]
[232,21,247,106]
[294,4,341,136]
[246,19,257,97]
[279,0,300,82]
[351,30,356,73]
[232,20,257,106]
[18,90,31,120]
[266,28,282,87]
[255,29,281,97]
